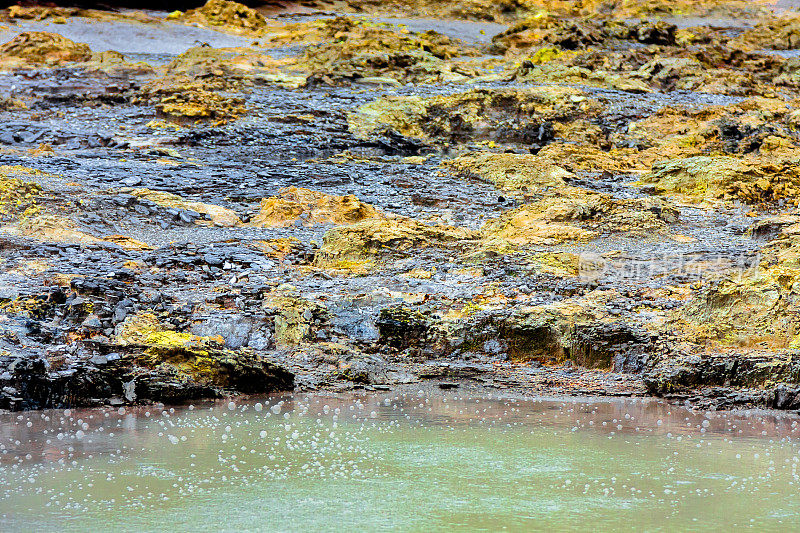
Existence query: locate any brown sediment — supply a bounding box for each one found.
[263,16,483,85]
[349,86,601,143]
[640,156,800,206]
[249,187,382,227]
[169,0,268,33]
[0,31,92,68]
[297,0,772,22]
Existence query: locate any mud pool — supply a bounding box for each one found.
[1,391,799,531]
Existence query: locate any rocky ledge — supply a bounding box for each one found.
[2,0,800,412]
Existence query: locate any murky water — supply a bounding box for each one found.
[1,391,799,531]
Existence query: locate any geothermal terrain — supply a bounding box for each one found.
[2,0,800,412]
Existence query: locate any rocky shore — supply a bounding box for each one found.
[2,0,800,412]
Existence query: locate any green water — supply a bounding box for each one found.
[1,391,799,531]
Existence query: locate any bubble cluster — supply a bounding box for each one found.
[0,392,798,529]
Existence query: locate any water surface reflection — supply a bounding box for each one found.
[1,391,799,531]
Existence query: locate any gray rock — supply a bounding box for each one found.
[82,315,103,329]
[247,330,273,350]
[204,253,224,266]
[179,210,199,224]
[113,307,128,323]
[122,380,136,402]
[483,339,504,354]
[191,314,269,349]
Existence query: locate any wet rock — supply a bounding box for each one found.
[297,17,478,85]
[122,188,241,227]
[315,216,476,268]
[771,384,800,410]
[151,45,287,92]
[301,0,766,23]
[491,17,676,53]
[7,212,150,250]
[510,41,787,97]
[533,143,632,173]
[203,253,225,266]
[121,176,142,187]
[644,351,800,394]
[174,0,267,32]
[113,312,294,394]
[634,20,678,45]
[625,52,770,95]
[377,294,653,371]
[249,187,382,227]
[154,88,246,123]
[85,50,154,78]
[748,214,800,241]
[5,2,800,413]
[571,322,652,372]
[82,314,103,330]
[3,5,80,21]
[112,305,128,324]
[0,355,216,410]
[480,186,679,247]
[304,49,475,86]
[191,313,272,350]
[443,151,572,197]
[669,255,796,348]
[605,97,800,166]
[0,31,92,69]
[734,14,800,50]
[641,156,800,206]
[339,353,390,384]
[122,379,136,401]
[0,96,25,111]
[308,17,473,61]
[348,86,600,145]
[510,56,653,94]
[130,46,267,120]
[265,295,327,347]
[377,306,430,351]
[0,174,40,223]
